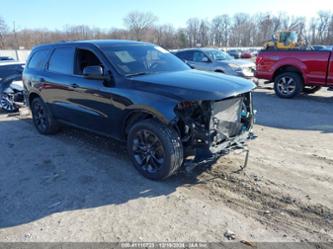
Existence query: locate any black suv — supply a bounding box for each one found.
[23,40,255,180]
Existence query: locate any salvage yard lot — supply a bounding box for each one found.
[0,86,332,242]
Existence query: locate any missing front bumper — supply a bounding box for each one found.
[182,92,255,172]
[184,132,255,173]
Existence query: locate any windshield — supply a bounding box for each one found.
[101,44,190,76]
[279,32,297,43]
[204,50,233,61]
[289,32,298,43]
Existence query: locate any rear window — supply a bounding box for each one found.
[28,49,50,70]
[48,47,75,74]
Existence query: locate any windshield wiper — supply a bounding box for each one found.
[125,72,149,77]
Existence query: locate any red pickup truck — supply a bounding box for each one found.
[255,49,333,98]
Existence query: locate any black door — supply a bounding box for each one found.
[64,47,116,134]
[43,46,78,122]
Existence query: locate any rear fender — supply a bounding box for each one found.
[272,58,307,83]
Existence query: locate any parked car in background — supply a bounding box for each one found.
[240,50,252,59]
[249,49,259,57]
[174,48,256,79]
[227,49,242,59]
[255,48,333,98]
[0,61,25,81]
[0,61,25,112]
[0,56,15,61]
[311,45,329,51]
[23,40,256,180]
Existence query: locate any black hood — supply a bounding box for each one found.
[131,69,256,101]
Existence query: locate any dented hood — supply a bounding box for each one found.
[131,69,256,101]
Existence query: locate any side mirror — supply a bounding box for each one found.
[83,66,105,80]
[201,57,210,63]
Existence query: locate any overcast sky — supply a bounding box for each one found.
[1,0,332,30]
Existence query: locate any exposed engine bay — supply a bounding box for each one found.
[0,75,25,113]
[174,92,255,164]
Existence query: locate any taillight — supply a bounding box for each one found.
[256,56,263,65]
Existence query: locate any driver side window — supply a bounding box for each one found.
[193,51,207,62]
[74,48,103,75]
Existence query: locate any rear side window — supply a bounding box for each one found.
[28,49,50,70]
[48,47,75,74]
[176,51,194,61]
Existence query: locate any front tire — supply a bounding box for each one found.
[274,72,303,98]
[31,97,59,134]
[127,119,183,180]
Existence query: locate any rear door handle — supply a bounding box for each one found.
[70,83,79,88]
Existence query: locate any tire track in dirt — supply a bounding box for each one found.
[183,163,333,241]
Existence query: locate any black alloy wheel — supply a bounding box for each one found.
[31,97,59,134]
[127,119,183,180]
[132,129,165,174]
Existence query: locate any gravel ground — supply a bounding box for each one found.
[0,86,332,242]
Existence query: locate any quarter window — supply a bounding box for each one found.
[28,50,50,70]
[48,47,75,74]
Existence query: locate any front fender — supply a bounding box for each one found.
[108,88,180,124]
[125,100,178,125]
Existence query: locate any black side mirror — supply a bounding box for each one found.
[83,66,105,80]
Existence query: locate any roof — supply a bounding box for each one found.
[32,39,152,50]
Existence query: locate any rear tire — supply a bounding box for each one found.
[274,72,303,98]
[127,119,183,180]
[31,97,59,135]
[303,86,321,94]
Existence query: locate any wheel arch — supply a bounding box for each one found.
[273,65,305,84]
[28,92,42,107]
[122,107,176,139]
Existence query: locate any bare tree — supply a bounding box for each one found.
[328,15,333,44]
[211,15,230,46]
[0,16,8,49]
[155,24,177,48]
[1,10,333,50]
[309,17,318,44]
[123,11,158,41]
[175,29,188,48]
[198,20,210,46]
[229,13,253,46]
[185,18,200,47]
[317,11,330,43]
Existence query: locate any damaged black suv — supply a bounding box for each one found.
[23,40,256,180]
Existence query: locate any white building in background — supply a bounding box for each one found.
[0,50,31,61]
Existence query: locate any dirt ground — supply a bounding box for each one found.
[0,85,332,242]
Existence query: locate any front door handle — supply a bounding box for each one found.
[70,83,79,88]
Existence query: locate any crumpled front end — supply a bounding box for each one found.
[209,92,254,153]
[174,92,255,159]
